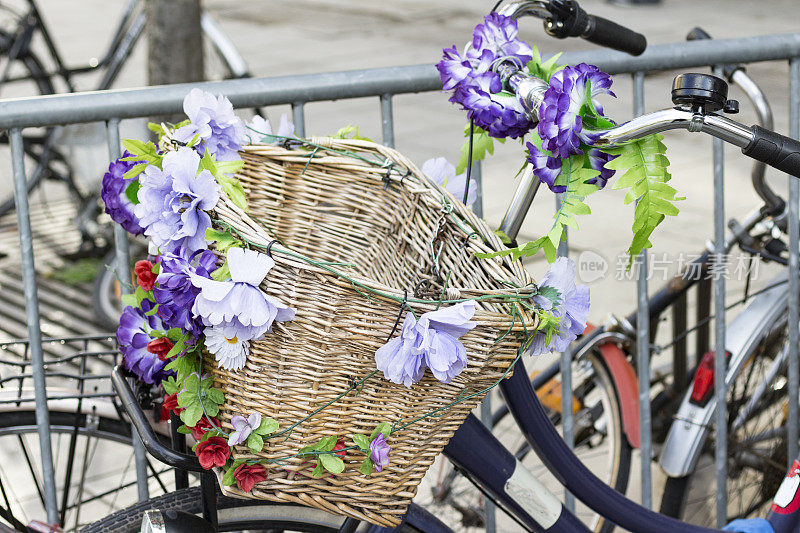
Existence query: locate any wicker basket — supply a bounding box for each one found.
[208,138,537,527]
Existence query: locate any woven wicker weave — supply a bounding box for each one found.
[208,138,537,527]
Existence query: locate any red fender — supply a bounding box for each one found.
[597,341,640,448]
[584,325,640,449]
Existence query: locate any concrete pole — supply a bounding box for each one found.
[146,0,204,86]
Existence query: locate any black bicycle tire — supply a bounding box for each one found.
[80,486,430,533]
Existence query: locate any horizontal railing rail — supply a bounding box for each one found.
[0,32,798,129]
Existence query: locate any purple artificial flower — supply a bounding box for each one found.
[537,63,615,160]
[134,147,221,254]
[100,151,145,235]
[246,114,295,144]
[116,300,172,384]
[174,88,247,161]
[528,257,590,355]
[525,141,565,193]
[154,247,218,333]
[228,413,261,446]
[436,14,535,139]
[191,247,295,342]
[586,148,616,189]
[421,157,477,206]
[369,434,391,472]
[375,300,477,387]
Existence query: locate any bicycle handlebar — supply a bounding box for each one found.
[498,1,647,56]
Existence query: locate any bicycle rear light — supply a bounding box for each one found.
[689,350,731,406]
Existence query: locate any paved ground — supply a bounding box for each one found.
[0,0,797,529]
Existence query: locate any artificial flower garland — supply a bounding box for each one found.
[437,13,679,263]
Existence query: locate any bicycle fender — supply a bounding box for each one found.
[596,341,641,449]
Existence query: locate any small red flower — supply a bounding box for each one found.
[147,337,174,361]
[134,260,156,291]
[234,463,268,493]
[190,416,220,441]
[333,438,347,459]
[162,393,182,415]
[195,437,230,470]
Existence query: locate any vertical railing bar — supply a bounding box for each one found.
[379,94,395,148]
[472,160,483,219]
[632,70,652,510]
[292,102,306,138]
[106,118,149,502]
[786,57,799,466]
[555,192,574,512]
[712,65,727,529]
[9,127,58,524]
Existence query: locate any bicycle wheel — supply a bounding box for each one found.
[0,406,179,532]
[415,351,631,532]
[659,318,793,525]
[81,486,436,533]
[92,241,149,330]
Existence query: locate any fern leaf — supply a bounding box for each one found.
[605,134,681,261]
[478,155,599,262]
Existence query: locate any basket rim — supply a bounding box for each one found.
[214,137,537,324]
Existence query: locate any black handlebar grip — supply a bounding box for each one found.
[583,15,647,56]
[743,126,800,177]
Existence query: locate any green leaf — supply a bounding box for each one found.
[360,457,374,476]
[165,327,185,342]
[177,390,198,408]
[164,353,199,383]
[123,163,147,182]
[605,134,679,263]
[494,229,512,245]
[526,46,563,81]
[200,396,220,418]
[222,459,246,486]
[332,124,373,142]
[256,417,279,436]
[455,125,504,174]
[247,433,264,453]
[211,262,231,281]
[298,445,316,455]
[205,228,241,254]
[311,459,326,478]
[162,376,180,395]
[199,151,248,212]
[134,286,149,306]
[144,303,159,316]
[123,177,142,205]
[352,434,371,452]
[370,422,391,440]
[120,294,137,308]
[180,402,203,427]
[183,373,200,393]
[206,388,225,405]
[176,424,191,434]
[319,453,345,474]
[535,285,561,309]
[121,139,162,167]
[316,435,337,452]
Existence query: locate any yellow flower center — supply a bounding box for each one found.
[226,336,238,344]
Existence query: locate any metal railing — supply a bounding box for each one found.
[1,31,800,528]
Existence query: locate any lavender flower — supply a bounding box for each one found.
[370,434,391,472]
[528,257,590,355]
[154,248,218,333]
[437,14,535,139]
[134,147,221,254]
[586,148,616,189]
[228,413,261,446]
[246,114,294,144]
[375,301,477,386]
[116,300,171,384]
[100,152,145,235]
[204,325,250,371]
[191,247,295,342]
[421,157,477,206]
[525,141,565,193]
[537,63,615,160]
[174,89,247,161]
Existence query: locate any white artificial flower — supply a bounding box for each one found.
[205,325,250,371]
[245,114,295,144]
